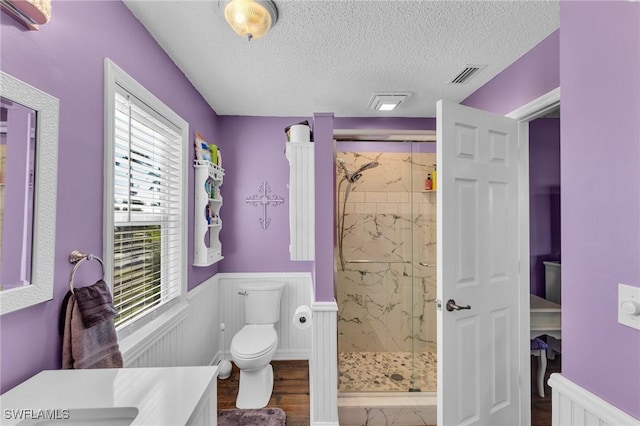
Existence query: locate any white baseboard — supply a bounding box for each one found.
[274,349,311,360]
[549,373,640,426]
[211,350,224,366]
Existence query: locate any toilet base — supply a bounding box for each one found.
[235,363,274,409]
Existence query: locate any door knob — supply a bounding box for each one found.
[446,299,471,312]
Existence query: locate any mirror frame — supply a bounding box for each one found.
[0,71,59,315]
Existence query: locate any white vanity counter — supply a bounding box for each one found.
[0,366,218,425]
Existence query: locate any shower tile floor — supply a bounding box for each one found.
[338,351,437,392]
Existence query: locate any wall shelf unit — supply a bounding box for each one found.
[285,142,315,260]
[193,160,224,266]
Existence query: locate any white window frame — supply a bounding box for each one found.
[104,58,188,337]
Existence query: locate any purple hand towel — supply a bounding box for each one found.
[62,294,123,369]
[73,279,117,328]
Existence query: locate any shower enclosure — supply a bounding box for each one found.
[335,142,437,393]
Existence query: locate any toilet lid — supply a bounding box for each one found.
[231,325,277,359]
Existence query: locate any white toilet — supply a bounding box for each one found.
[230,282,284,409]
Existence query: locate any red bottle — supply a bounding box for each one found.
[425,174,433,190]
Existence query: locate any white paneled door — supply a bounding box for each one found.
[436,100,521,425]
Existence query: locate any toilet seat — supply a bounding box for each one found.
[231,325,277,359]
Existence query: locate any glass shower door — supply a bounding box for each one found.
[336,147,415,392]
[410,142,438,392]
[335,142,438,394]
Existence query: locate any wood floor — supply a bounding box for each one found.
[217,360,310,426]
[531,353,561,426]
[217,357,559,425]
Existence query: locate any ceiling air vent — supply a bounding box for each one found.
[449,65,486,85]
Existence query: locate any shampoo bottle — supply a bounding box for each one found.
[432,164,437,190]
[425,174,433,191]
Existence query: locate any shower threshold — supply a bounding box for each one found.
[338,391,436,426]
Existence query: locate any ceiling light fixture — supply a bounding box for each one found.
[368,92,412,112]
[0,0,51,30]
[224,0,278,41]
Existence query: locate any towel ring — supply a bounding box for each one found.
[68,250,105,294]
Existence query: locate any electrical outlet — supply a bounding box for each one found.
[618,283,640,330]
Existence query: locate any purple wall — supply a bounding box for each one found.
[216,115,314,273]
[334,117,435,131]
[1,105,34,288]
[529,118,561,297]
[464,2,639,418]
[560,1,640,418]
[462,30,560,115]
[337,141,436,154]
[0,1,220,392]
[217,115,436,302]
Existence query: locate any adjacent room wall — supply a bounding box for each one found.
[0,1,220,392]
[560,1,640,418]
[529,118,561,297]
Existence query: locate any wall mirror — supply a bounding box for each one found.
[0,71,59,315]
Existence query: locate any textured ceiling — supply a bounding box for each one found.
[124,0,559,118]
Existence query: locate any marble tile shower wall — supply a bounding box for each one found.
[336,152,437,354]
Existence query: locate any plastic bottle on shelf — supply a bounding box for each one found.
[425,174,433,191]
[432,164,437,190]
[206,205,213,224]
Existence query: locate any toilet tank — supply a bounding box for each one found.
[241,282,285,324]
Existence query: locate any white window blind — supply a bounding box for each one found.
[111,87,183,328]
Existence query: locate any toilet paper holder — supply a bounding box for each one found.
[293,305,312,330]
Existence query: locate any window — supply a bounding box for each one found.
[104,59,188,331]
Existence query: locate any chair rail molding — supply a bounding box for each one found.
[549,373,640,426]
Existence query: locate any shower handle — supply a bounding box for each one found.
[446,299,471,312]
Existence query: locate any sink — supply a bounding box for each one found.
[0,367,218,425]
[17,407,138,426]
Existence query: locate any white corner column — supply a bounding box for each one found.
[285,141,315,260]
[310,301,339,426]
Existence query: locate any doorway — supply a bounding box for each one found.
[506,87,561,426]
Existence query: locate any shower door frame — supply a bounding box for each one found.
[334,141,437,395]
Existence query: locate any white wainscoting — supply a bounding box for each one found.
[549,373,640,426]
[121,275,221,368]
[120,303,189,368]
[184,277,221,367]
[217,272,313,360]
[310,301,339,426]
[285,142,315,261]
[120,273,313,368]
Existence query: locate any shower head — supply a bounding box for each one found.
[355,161,379,174]
[337,159,379,183]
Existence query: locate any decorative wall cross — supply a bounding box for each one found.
[245,181,284,230]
